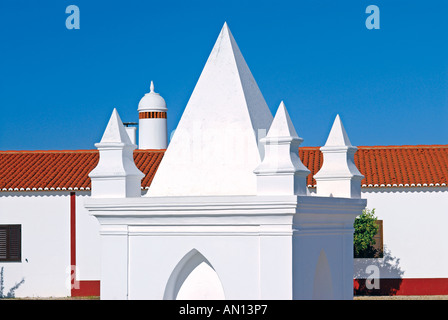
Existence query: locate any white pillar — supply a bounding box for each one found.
[314,114,364,198]
[254,101,310,195]
[292,196,366,300]
[89,108,144,198]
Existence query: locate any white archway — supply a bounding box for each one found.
[312,249,334,300]
[163,249,225,300]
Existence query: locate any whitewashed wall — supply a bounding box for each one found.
[0,192,71,297]
[354,187,448,279]
[76,192,101,282]
[2,187,447,297]
[128,234,271,300]
[0,191,101,298]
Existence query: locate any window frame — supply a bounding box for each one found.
[0,224,22,262]
[372,220,383,258]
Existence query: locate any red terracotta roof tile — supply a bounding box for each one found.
[299,145,448,188]
[0,150,164,191]
[0,145,447,192]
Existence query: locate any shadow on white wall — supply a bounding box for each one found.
[354,246,404,295]
[312,249,334,300]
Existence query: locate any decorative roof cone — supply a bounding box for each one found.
[146,22,273,196]
[254,101,310,195]
[313,114,364,198]
[89,108,144,198]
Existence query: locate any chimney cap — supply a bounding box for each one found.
[138,81,167,112]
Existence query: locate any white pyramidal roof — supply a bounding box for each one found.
[323,114,352,147]
[147,22,273,196]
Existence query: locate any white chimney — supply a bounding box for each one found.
[137,81,168,150]
[125,125,137,145]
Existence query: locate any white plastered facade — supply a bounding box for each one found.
[0,191,100,298]
[85,194,365,300]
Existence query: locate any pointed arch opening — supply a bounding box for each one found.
[163,249,225,300]
[312,249,334,300]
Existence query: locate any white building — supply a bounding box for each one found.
[0,23,447,298]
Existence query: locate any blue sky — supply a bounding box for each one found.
[0,0,447,150]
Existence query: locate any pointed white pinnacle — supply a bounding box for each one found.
[89,108,144,198]
[314,114,363,198]
[265,101,301,141]
[323,114,352,147]
[254,101,310,195]
[99,108,133,145]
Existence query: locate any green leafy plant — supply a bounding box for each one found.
[354,208,381,258]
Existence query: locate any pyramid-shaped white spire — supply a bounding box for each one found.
[264,101,300,140]
[314,114,364,198]
[323,114,352,147]
[89,108,144,198]
[146,22,273,196]
[98,108,133,144]
[254,101,310,195]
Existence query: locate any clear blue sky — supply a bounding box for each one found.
[1,0,447,150]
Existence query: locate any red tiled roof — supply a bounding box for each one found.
[300,145,448,188]
[0,145,447,192]
[0,150,164,191]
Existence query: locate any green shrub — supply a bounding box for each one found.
[354,208,381,258]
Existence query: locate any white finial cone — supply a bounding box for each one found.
[265,101,301,140]
[254,101,310,195]
[314,114,363,198]
[98,108,133,145]
[324,114,352,147]
[150,81,154,92]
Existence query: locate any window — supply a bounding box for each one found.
[372,220,383,258]
[0,225,21,262]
